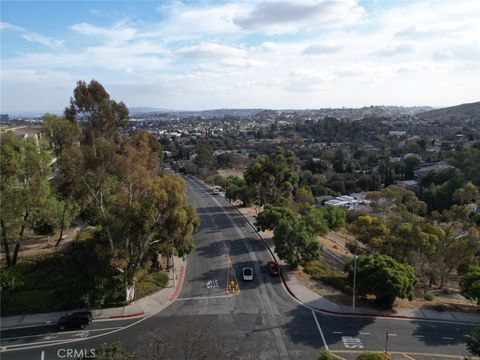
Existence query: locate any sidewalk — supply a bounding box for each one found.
[234,202,480,325]
[0,256,185,330]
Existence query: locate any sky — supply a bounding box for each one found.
[1,0,479,113]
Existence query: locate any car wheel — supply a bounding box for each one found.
[80,324,86,329]
[59,325,65,330]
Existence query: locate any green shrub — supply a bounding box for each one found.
[135,271,169,300]
[441,287,451,295]
[356,352,384,360]
[84,342,135,360]
[423,292,435,301]
[0,268,23,292]
[76,226,98,242]
[304,262,348,292]
[318,350,337,360]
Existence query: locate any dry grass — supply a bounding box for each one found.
[217,169,244,178]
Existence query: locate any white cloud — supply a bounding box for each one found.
[0,21,25,32]
[2,0,479,112]
[22,33,64,51]
[302,44,341,55]
[233,0,366,34]
[220,57,263,68]
[1,21,64,51]
[176,42,246,58]
[70,22,137,45]
[375,45,414,57]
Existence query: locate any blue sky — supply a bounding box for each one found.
[1,0,479,112]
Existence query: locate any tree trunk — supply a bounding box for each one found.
[55,205,67,247]
[125,278,136,303]
[11,243,20,267]
[10,210,29,267]
[1,219,12,267]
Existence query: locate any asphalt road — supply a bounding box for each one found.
[1,175,477,360]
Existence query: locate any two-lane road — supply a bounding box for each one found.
[1,175,477,359]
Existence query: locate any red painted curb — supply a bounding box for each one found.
[109,311,144,319]
[168,265,184,302]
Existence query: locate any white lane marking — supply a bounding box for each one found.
[176,294,233,301]
[206,279,219,288]
[210,191,289,358]
[0,327,122,341]
[389,333,397,336]
[4,338,75,349]
[442,337,454,340]
[342,336,364,349]
[72,331,89,338]
[312,310,329,351]
[359,332,370,335]
[465,334,471,338]
[333,331,343,334]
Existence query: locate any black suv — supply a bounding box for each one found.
[57,311,93,330]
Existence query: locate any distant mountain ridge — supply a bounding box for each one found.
[6,103,478,119]
[418,101,480,121]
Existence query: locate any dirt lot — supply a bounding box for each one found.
[1,224,85,260]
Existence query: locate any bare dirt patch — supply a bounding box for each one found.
[3,224,85,260]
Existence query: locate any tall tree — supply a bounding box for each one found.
[274,217,321,268]
[61,81,198,302]
[42,114,82,156]
[349,215,389,250]
[65,79,128,144]
[244,148,298,205]
[193,139,215,178]
[0,132,55,267]
[43,114,84,246]
[345,255,418,308]
[460,266,480,305]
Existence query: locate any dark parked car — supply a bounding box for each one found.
[57,311,93,330]
[267,261,280,276]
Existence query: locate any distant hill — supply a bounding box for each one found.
[418,101,480,122]
[129,107,177,114]
[137,108,265,117]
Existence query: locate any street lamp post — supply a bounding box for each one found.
[384,331,389,356]
[352,251,358,311]
[172,239,176,288]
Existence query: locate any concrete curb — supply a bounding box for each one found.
[1,262,186,331]
[105,311,145,319]
[190,175,480,325]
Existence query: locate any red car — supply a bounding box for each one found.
[267,261,280,276]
